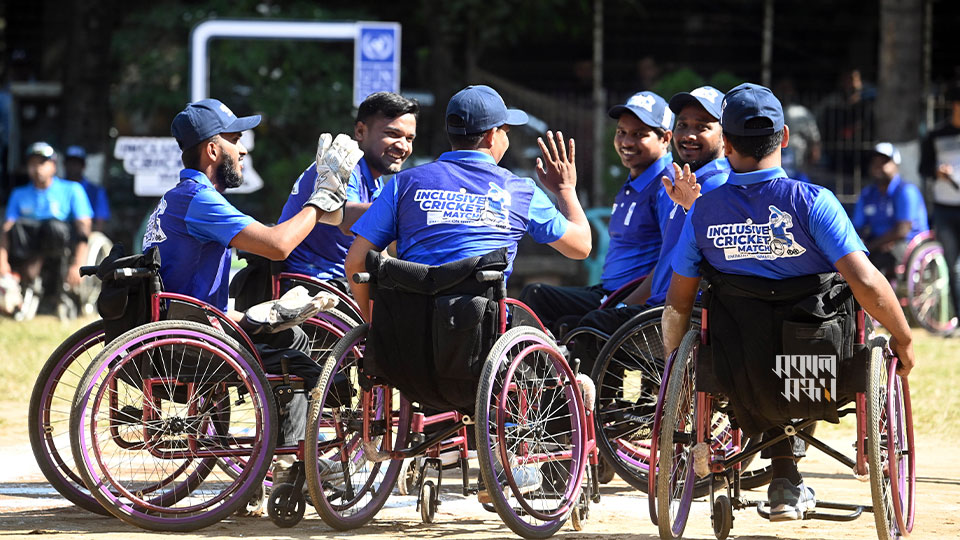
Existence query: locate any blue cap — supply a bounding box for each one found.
[446,85,528,135]
[170,98,261,150]
[26,141,56,161]
[669,86,724,120]
[720,83,784,136]
[65,145,87,160]
[608,91,674,131]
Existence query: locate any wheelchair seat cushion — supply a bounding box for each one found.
[364,248,507,412]
[698,263,862,436]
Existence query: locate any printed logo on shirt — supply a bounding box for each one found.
[706,205,807,260]
[414,183,512,229]
[142,198,168,247]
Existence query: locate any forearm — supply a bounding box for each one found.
[0,222,10,273]
[867,222,910,250]
[72,220,92,267]
[850,267,912,345]
[622,271,653,306]
[554,187,591,259]
[231,207,320,260]
[662,273,700,353]
[344,252,370,321]
[338,202,371,236]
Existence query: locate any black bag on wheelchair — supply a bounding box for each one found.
[364,248,507,413]
[95,244,161,343]
[696,262,866,436]
[229,251,280,311]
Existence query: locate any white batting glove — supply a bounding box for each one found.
[303,133,364,223]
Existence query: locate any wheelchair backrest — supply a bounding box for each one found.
[96,244,162,343]
[364,248,508,412]
[230,251,282,311]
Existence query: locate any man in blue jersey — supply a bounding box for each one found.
[519,91,674,333]
[0,142,93,317]
[346,85,592,322]
[852,142,929,280]
[662,83,915,521]
[278,92,418,283]
[142,98,362,453]
[64,145,111,232]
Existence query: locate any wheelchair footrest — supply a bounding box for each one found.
[756,500,867,522]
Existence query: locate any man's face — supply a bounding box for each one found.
[65,158,85,181]
[214,132,246,190]
[355,112,417,178]
[869,154,897,182]
[27,156,57,186]
[672,103,723,171]
[613,113,670,177]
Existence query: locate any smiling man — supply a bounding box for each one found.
[278,92,419,282]
[520,91,675,333]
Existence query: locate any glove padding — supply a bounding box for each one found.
[242,285,337,334]
[303,133,364,221]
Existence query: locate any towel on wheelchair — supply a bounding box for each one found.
[696,262,868,436]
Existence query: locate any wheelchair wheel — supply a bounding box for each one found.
[28,320,109,515]
[76,231,113,315]
[475,326,588,540]
[867,339,916,539]
[655,328,699,539]
[591,306,668,493]
[305,323,409,530]
[904,241,957,334]
[267,483,306,528]
[70,320,278,531]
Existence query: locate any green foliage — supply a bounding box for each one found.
[653,68,705,102]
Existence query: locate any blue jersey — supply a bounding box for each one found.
[279,158,382,279]
[646,158,730,305]
[852,175,928,243]
[142,169,254,311]
[5,176,93,222]
[673,167,866,280]
[352,150,568,278]
[80,178,111,221]
[601,154,674,291]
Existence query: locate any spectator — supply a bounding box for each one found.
[0,142,93,317]
[64,145,111,232]
[774,77,822,182]
[816,68,876,191]
[853,143,929,280]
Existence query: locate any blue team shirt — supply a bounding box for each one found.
[5,176,93,222]
[352,150,568,278]
[646,158,730,305]
[142,169,255,311]
[852,175,928,243]
[279,158,382,279]
[673,167,866,280]
[80,178,111,221]
[601,154,675,291]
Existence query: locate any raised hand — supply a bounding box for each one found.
[661,162,700,211]
[536,130,577,194]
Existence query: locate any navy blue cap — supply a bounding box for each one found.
[669,86,724,120]
[65,145,87,160]
[608,91,674,131]
[26,141,56,161]
[446,85,528,135]
[171,98,261,150]
[720,83,784,136]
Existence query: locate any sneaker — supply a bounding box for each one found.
[767,478,816,521]
[478,463,542,504]
[272,455,297,485]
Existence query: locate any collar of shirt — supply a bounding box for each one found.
[438,150,497,165]
[726,166,788,186]
[180,168,215,188]
[357,156,380,190]
[629,154,674,191]
[694,158,731,180]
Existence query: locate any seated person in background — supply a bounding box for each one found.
[662,83,915,521]
[0,142,92,315]
[852,142,929,280]
[64,145,111,232]
[142,98,360,459]
[519,91,675,333]
[278,92,418,286]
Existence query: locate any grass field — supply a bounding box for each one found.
[1,313,958,443]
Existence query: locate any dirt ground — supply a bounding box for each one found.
[1,428,957,540]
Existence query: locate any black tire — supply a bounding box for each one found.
[867,337,898,540]
[268,483,306,528]
[420,480,437,524]
[712,495,732,540]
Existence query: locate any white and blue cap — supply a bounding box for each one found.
[669,86,724,120]
[720,83,784,136]
[26,141,56,161]
[171,98,261,150]
[65,145,87,160]
[608,91,674,131]
[446,85,528,135]
[873,142,902,165]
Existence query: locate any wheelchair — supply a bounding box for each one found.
[301,249,599,539]
[895,231,957,335]
[28,245,350,528]
[650,270,915,540]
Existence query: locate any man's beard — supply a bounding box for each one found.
[674,145,722,172]
[217,153,244,188]
[363,145,403,176]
